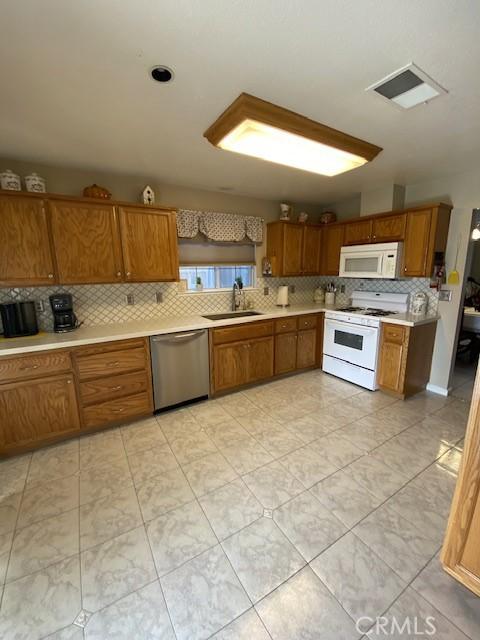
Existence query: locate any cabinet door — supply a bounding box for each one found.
[275,333,297,375]
[403,209,432,277]
[344,219,372,245]
[248,336,274,383]
[372,214,406,242]
[119,207,179,282]
[302,226,322,275]
[377,338,405,393]
[212,342,248,393]
[49,200,123,284]
[296,329,317,369]
[0,373,80,452]
[322,225,345,275]
[0,195,56,286]
[282,224,304,276]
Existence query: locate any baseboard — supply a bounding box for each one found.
[426,383,451,396]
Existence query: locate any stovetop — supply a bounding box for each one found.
[336,306,399,317]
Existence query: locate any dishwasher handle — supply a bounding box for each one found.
[151,330,206,343]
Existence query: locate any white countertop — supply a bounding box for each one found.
[0,304,440,357]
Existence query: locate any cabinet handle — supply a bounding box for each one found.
[48,273,54,279]
[116,271,122,277]
[126,271,131,277]
[373,235,376,240]
[109,385,122,391]
[106,361,120,367]
[112,407,125,413]
[404,266,407,272]
[67,380,72,384]
[19,363,39,371]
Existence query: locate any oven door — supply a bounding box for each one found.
[339,249,385,279]
[323,318,379,370]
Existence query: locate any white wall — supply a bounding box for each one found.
[405,167,480,392]
[360,184,405,216]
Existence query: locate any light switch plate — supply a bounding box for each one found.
[126,293,135,305]
[439,290,452,302]
[155,292,163,303]
[264,287,269,296]
[35,300,45,313]
[289,285,296,294]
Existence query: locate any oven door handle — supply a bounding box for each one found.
[326,319,378,336]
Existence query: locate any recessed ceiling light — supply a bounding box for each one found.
[204,93,382,176]
[150,66,174,83]
[366,63,447,110]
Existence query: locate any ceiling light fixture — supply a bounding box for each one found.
[203,93,382,176]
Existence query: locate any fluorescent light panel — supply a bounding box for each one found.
[204,93,382,177]
[219,119,368,176]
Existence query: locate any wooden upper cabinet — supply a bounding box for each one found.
[344,219,372,245]
[49,200,123,284]
[0,195,56,286]
[302,226,322,275]
[118,206,179,282]
[282,223,304,276]
[372,214,406,242]
[402,209,432,276]
[322,224,345,275]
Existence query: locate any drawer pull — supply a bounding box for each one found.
[19,364,39,371]
[106,361,120,367]
[110,385,123,391]
[112,407,125,413]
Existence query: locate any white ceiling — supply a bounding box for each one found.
[1,0,480,204]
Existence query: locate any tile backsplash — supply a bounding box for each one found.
[0,276,437,332]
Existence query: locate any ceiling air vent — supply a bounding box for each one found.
[366,63,447,109]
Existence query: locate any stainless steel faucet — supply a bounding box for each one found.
[232,282,241,311]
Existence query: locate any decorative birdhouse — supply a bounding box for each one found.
[142,185,155,205]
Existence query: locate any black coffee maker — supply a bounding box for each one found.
[49,293,79,333]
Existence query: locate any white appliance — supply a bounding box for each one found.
[339,242,403,279]
[322,291,409,390]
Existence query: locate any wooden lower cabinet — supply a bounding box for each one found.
[211,315,320,395]
[275,333,297,375]
[442,362,480,596]
[377,321,437,398]
[297,329,317,369]
[212,341,249,392]
[0,337,154,456]
[0,373,80,452]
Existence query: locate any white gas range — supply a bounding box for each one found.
[323,291,409,390]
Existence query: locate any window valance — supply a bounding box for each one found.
[177,209,264,243]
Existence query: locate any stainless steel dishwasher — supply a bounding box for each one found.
[150,329,209,410]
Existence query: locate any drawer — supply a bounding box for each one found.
[275,317,298,334]
[0,350,71,383]
[212,320,274,345]
[82,391,152,428]
[382,324,406,345]
[80,370,149,406]
[76,347,147,380]
[297,315,317,331]
[74,338,145,358]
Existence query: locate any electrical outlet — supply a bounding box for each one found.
[289,285,296,294]
[126,293,135,305]
[340,285,345,293]
[438,290,452,302]
[263,286,269,296]
[155,292,163,303]
[35,300,45,313]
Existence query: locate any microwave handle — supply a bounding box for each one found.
[378,253,384,276]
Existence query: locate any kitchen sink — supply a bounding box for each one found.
[202,311,264,320]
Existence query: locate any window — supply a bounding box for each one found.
[179,264,256,291]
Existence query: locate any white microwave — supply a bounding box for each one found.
[339,242,403,279]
